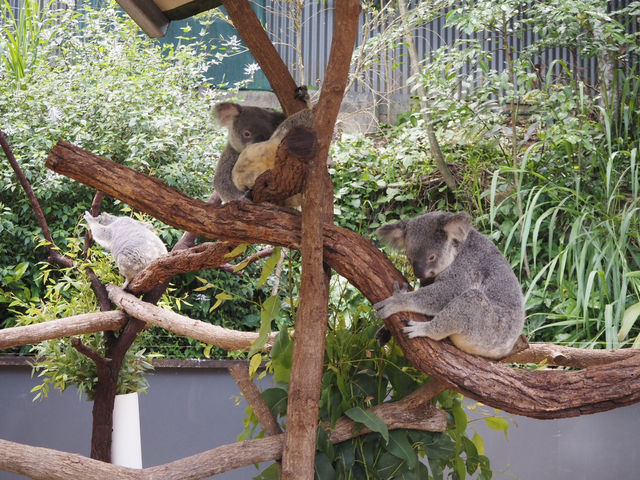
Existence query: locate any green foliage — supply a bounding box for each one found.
[9,237,158,400]
[243,284,494,479]
[0,1,240,334]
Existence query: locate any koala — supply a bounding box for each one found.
[213,102,286,202]
[373,211,524,359]
[84,212,168,289]
[232,107,314,195]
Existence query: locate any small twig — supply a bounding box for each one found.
[71,337,111,378]
[0,130,55,247]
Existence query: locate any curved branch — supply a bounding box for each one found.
[502,343,640,368]
[128,241,237,294]
[45,141,640,419]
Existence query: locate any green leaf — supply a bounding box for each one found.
[485,416,509,440]
[314,452,337,480]
[618,301,640,342]
[451,400,467,435]
[224,243,248,258]
[387,430,418,469]
[454,456,466,480]
[472,432,485,456]
[270,330,293,383]
[248,295,280,356]
[257,247,282,287]
[252,462,280,480]
[209,292,232,312]
[344,407,389,444]
[248,353,262,378]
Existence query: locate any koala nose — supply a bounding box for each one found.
[412,261,431,279]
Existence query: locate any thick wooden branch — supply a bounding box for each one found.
[128,241,237,294]
[0,380,446,479]
[222,0,307,116]
[0,439,142,480]
[280,2,361,476]
[327,380,448,444]
[0,311,127,350]
[108,285,276,351]
[45,142,640,419]
[228,363,282,436]
[502,343,640,368]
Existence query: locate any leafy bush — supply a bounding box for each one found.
[243,284,498,479]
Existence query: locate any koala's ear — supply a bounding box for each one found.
[443,212,472,244]
[215,103,241,128]
[376,220,408,249]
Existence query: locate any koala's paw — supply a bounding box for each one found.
[403,320,430,339]
[83,211,94,222]
[393,281,409,295]
[373,297,400,319]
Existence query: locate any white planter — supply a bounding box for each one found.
[111,392,143,468]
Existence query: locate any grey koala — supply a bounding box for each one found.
[84,212,168,289]
[213,102,286,202]
[373,211,524,359]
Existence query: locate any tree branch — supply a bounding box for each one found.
[0,381,447,479]
[502,343,640,368]
[108,285,276,351]
[44,142,640,420]
[0,311,127,350]
[228,363,282,436]
[221,0,307,116]
[127,241,237,294]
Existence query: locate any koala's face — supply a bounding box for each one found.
[215,103,286,152]
[377,211,472,280]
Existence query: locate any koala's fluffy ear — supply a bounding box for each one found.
[376,220,408,249]
[215,103,241,128]
[443,212,472,244]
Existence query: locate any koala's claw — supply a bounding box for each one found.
[373,297,397,319]
[403,320,429,339]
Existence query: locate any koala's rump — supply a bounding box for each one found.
[109,227,167,280]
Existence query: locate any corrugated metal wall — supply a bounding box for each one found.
[263,0,638,100]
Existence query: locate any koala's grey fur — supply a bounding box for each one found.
[84,212,168,289]
[374,211,524,359]
[213,102,286,202]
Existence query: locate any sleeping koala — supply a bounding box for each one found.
[374,211,524,359]
[84,212,167,289]
[213,102,286,202]
[232,107,314,195]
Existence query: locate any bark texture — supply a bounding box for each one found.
[0,311,127,350]
[0,381,445,479]
[108,285,275,351]
[45,143,640,420]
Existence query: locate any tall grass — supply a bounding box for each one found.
[488,71,640,349]
[0,0,64,86]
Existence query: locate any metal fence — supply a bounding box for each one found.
[2,0,638,102]
[264,0,639,102]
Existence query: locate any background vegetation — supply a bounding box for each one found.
[1,0,639,478]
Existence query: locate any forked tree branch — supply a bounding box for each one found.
[44,142,640,420]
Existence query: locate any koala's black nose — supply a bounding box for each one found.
[412,261,430,279]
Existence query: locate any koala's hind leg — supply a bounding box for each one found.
[403,289,501,357]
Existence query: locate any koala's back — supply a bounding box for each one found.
[443,230,524,356]
[108,218,167,281]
